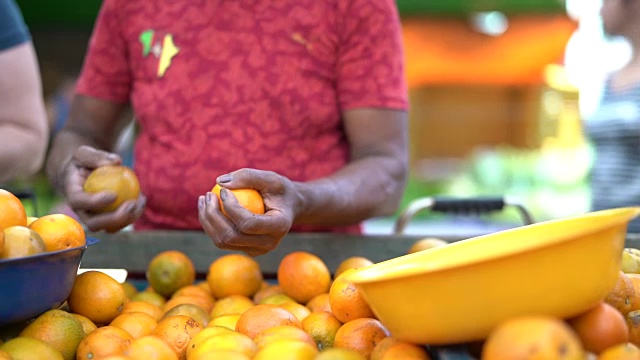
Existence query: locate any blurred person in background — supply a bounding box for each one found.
[0,0,48,184]
[46,0,409,255]
[586,0,640,232]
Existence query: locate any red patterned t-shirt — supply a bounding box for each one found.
[76,0,408,232]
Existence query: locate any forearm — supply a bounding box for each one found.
[46,129,106,193]
[293,155,408,226]
[46,95,128,193]
[0,125,46,183]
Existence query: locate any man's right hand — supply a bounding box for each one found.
[63,145,145,233]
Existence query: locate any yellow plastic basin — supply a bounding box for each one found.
[347,207,640,345]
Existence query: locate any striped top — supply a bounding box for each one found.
[585,77,640,233]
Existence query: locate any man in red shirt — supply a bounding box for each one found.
[46,0,409,255]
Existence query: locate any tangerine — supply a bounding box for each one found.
[278,251,331,304]
[206,254,263,298]
[28,214,86,252]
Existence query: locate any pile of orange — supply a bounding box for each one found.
[9,216,640,360]
[0,248,403,360]
[0,189,86,261]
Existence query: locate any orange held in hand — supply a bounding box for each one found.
[211,184,265,217]
[83,165,140,212]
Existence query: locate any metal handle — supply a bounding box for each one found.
[393,196,534,235]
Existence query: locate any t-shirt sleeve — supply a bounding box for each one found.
[75,0,131,104]
[336,0,408,112]
[0,0,31,51]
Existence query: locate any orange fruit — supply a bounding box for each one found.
[195,281,212,294]
[1,336,64,360]
[146,250,196,298]
[26,216,38,226]
[210,295,255,318]
[279,301,311,322]
[306,293,332,313]
[236,304,302,339]
[185,326,235,358]
[163,294,215,314]
[254,325,316,349]
[211,184,265,216]
[1,226,46,259]
[606,272,639,316]
[189,351,250,360]
[121,281,139,300]
[482,315,584,360]
[208,314,242,330]
[151,315,203,360]
[253,284,284,304]
[67,271,127,325]
[0,226,4,253]
[70,313,98,336]
[83,165,140,212]
[627,274,640,308]
[259,293,296,305]
[172,285,213,301]
[28,214,86,252]
[627,310,640,347]
[110,312,158,339]
[278,251,331,304]
[163,303,210,328]
[76,326,133,360]
[316,348,366,360]
[335,257,374,278]
[0,189,27,229]
[101,356,130,360]
[334,318,389,359]
[329,269,375,323]
[302,311,343,350]
[19,309,85,360]
[370,337,431,360]
[253,339,318,360]
[207,254,263,299]
[131,291,167,309]
[188,331,258,359]
[407,238,448,254]
[599,342,640,360]
[569,302,629,354]
[121,301,164,321]
[123,335,178,360]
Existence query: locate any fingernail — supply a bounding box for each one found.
[205,192,212,204]
[198,196,204,210]
[218,174,232,183]
[107,154,119,161]
[220,188,228,201]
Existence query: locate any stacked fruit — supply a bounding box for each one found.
[0,247,435,360]
[0,189,86,260]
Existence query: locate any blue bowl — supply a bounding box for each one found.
[0,237,99,326]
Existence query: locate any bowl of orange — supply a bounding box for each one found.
[0,237,99,326]
[347,207,640,345]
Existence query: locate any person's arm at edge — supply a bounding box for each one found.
[0,42,48,183]
[45,95,127,194]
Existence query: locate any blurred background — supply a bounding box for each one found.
[7,0,631,236]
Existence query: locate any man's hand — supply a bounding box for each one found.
[63,145,146,232]
[198,168,298,256]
